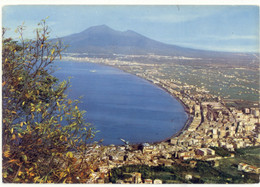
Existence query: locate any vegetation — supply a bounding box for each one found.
[110,161,259,184]
[234,146,260,167]
[110,165,187,183]
[2,19,97,183]
[110,146,260,184]
[209,146,231,157]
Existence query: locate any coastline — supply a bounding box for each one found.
[92,61,193,144]
[56,59,260,184]
[135,76,193,144]
[62,60,193,145]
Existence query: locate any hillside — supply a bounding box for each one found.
[58,25,258,63]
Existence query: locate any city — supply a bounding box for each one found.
[3,5,259,184]
[63,53,260,183]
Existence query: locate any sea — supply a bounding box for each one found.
[54,61,188,145]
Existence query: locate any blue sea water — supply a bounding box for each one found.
[54,61,187,145]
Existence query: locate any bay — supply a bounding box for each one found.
[54,61,188,145]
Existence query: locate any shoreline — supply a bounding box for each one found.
[61,60,193,145]
[132,75,193,145]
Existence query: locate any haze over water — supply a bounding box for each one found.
[55,61,188,145]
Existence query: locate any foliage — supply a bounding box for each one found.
[234,146,260,167]
[235,146,260,156]
[110,165,186,183]
[2,19,97,183]
[110,161,259,184]
[209,146,231,157]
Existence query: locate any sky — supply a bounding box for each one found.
[2,5,259,52]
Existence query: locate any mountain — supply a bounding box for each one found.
[58,25,258,61]
[59,25,204,56]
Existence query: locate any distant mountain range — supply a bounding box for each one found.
[59,25,258,60]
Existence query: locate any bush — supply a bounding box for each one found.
[2,19,97,183]
[210,147,231,157]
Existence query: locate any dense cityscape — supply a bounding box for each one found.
[62,53,259,184]
[3,5,259,184]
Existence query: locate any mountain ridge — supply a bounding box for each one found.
[58,25,258,60]
[59,25,202,56]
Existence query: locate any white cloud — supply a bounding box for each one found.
[205,35,258,41]
[172,41,259,53]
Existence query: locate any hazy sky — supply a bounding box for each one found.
[2,5,259,52]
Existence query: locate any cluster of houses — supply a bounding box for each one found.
[66,54,260,183]
[84,76,259,183]
[116,173,163,184]
[238,163,259,174]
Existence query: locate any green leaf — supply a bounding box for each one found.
[22,155,27,162]
[8,167,14,172]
